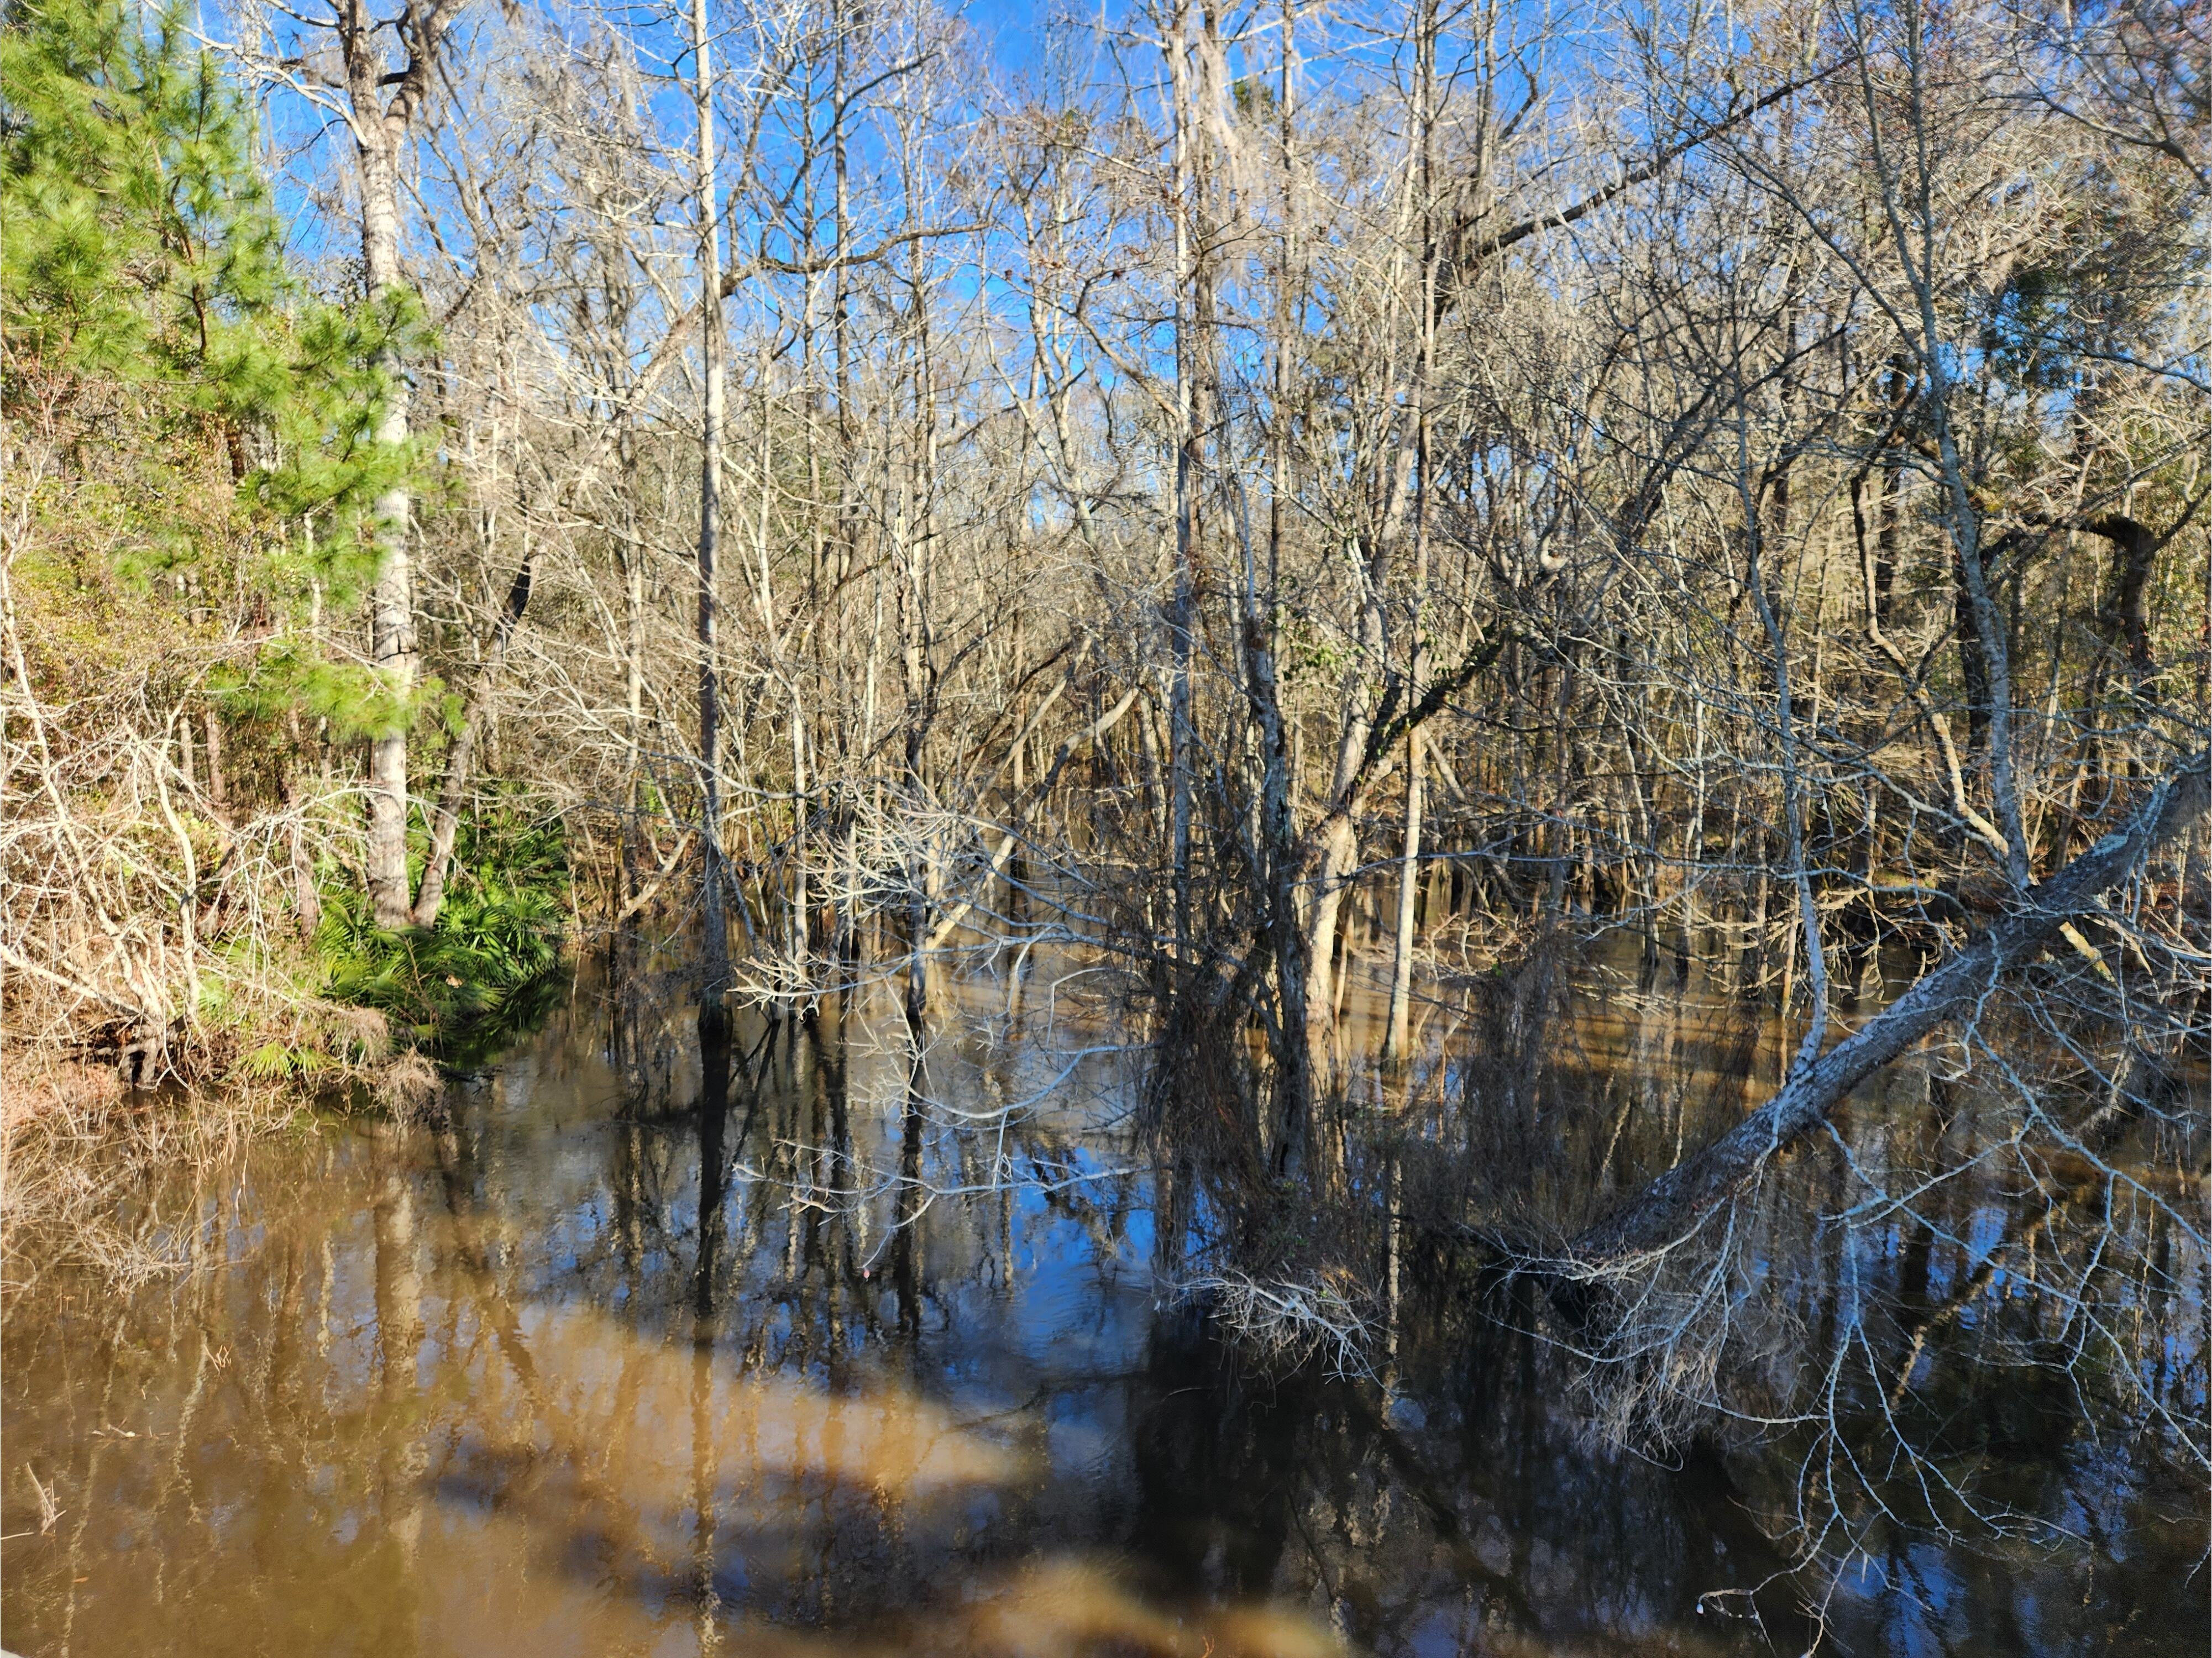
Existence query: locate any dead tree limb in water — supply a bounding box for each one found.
[1572,744,2211,1263]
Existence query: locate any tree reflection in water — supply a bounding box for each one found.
[1,972,2199,1657]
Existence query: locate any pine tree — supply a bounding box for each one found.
[3,0,445,1064]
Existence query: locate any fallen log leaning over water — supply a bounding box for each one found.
[1571,744,2211,1263]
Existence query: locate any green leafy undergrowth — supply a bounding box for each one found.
[318,809,570,1062]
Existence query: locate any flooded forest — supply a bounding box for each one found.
[2,0,2207,1652]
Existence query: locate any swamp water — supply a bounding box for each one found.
[3,968,2203,1657]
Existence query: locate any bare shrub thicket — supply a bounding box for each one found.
[5,0,2205,1608]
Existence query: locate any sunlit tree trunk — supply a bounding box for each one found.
[1384,0,1439,1068]
[336,0,457,928]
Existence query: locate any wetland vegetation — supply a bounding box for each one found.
[3,0,2206,1651]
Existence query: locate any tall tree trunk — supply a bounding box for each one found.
[1166,0,1198,964]
[693,0,731,1020]
[1385,0,1438,1068]
[1260,0,1312,1168]
[337,0,454,928]
[359,121,418,928]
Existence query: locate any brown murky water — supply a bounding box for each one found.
[2,970,2202,1656]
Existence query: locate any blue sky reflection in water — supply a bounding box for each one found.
[1,975,2201,1657]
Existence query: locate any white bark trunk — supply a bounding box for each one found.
[360,137,417,929]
